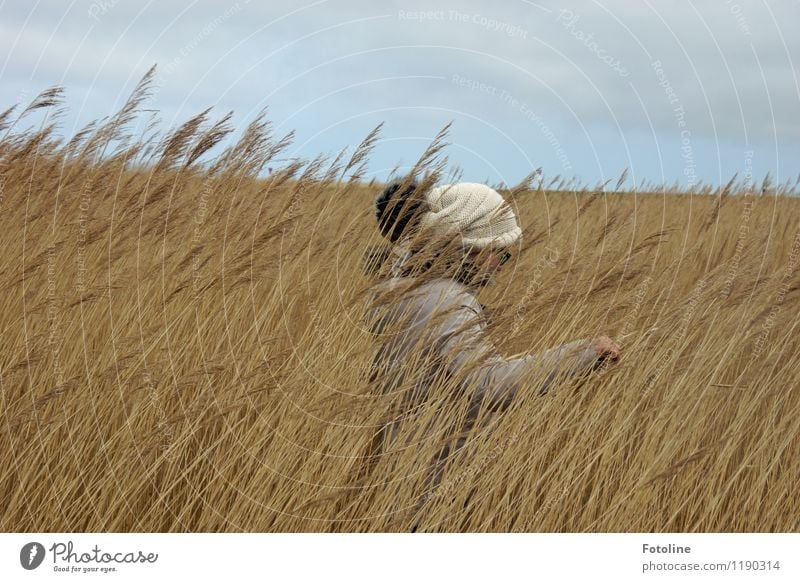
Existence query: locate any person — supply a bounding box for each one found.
[361,180,620,524]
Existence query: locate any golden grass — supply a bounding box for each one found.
[1,74,799,532]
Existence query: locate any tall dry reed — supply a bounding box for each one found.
[1,71,798,532]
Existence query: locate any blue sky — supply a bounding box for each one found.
[2,0,798,189]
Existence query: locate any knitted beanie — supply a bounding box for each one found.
[418,183,521,250]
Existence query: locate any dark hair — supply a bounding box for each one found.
[375,180,425,243]
[370,180,487,287]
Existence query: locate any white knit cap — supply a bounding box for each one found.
[418,183,521,249]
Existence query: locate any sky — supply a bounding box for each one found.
[1,0,798,189]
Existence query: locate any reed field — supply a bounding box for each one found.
[2,71,799,532]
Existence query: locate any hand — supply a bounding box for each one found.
[590,335,621,363]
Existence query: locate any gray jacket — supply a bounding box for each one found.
[365,246,601,427]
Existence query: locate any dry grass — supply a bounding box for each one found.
[1,74,799,532]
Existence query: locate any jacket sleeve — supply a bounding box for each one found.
[432,293,600,414]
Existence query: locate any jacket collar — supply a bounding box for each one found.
[389,239,414,278]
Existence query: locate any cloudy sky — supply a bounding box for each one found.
[2,0,798,188]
